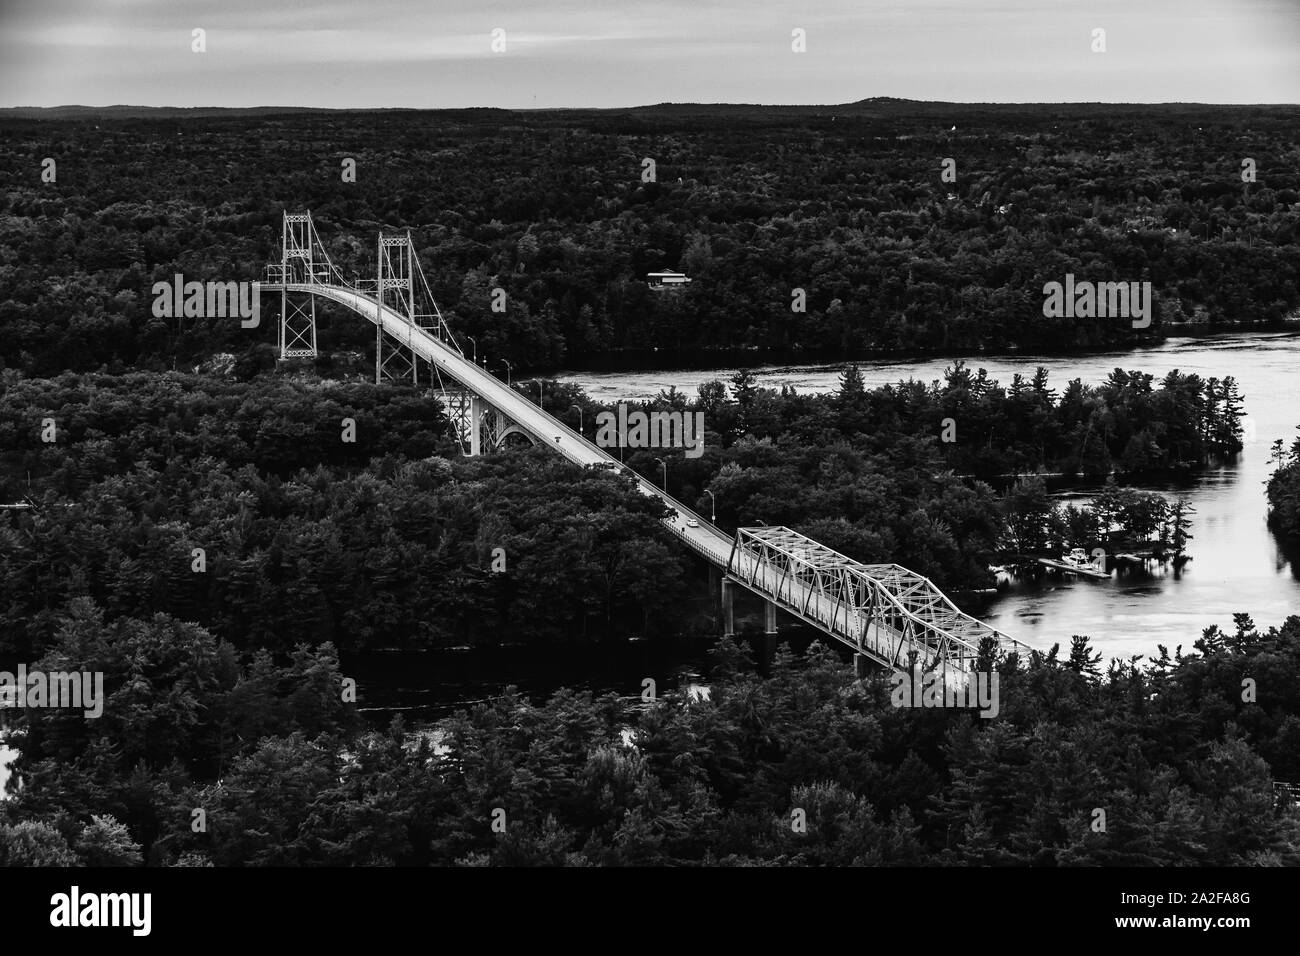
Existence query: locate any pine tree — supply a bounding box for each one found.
[837,364,866,401]
[1202,377,1220,449]
[729,368,758,408]
[1066,635,1103,682]
[1168,498,1194,557]
[729,368,758,432]
[1219,376,1245,453]
[1030,366,1057,402]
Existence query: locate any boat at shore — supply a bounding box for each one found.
[1037,548,1110,579]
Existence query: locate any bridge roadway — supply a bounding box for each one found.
[264,281,998,674]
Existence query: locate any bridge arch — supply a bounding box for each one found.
[494,425,538,449]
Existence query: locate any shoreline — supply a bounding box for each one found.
[546,325,1300,379]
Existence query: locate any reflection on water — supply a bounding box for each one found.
[558,331,1300,664]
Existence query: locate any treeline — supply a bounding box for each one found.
[907,362,1243,477]
[3,103,1300,377]
[4,609,1298,865]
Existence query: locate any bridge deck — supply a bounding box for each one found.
[264,280,1028,676]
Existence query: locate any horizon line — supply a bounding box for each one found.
[3,99,1300,112]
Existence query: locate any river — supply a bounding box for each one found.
[555,331,1300,665]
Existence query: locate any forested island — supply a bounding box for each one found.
[0,360,1241,655]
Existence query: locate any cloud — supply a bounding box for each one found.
[1,0,1296,106]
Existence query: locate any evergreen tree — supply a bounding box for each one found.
[1066,635,1103,683]
[837,364,866,402]
[1168,498,1195,557]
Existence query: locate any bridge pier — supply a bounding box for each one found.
[758,601,779,669]
[720,577,735,638]
[469,395,483,457]
[709,565,722,628]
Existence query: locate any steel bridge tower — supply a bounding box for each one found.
[375,232,420,385]
[277,213,320,359]
[369,229,498,452]
[260,211,548,459]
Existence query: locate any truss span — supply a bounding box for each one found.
[727,527,1031,679]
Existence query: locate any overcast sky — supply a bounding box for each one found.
[1,0,1297,108]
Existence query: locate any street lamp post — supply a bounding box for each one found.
[654,457,667,491]
[501,359,512,385]
[570,404,583,434]
[704,489,716,522]
[537,380,544,407]
[466,335,477,363]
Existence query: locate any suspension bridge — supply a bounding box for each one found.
[259,211,1031,685]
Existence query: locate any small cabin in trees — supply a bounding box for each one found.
[646,270,692,290]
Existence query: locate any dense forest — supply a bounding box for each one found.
[0,373,690,656]
[3,614,1298,866]
[0,360,1240,659]
[0,390,1289,869]
[2,101,1300,377]
[0,100,1289,868]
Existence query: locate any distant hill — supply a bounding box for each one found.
[0,105,395,119]
[2,100,1294,123]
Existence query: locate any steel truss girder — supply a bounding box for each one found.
[727,526,1030,681]
[435,387,535,457]
[440,389,474,450]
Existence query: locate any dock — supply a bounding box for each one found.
[1037,558,1110,579]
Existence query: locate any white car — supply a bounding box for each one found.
[686,518,699,528]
